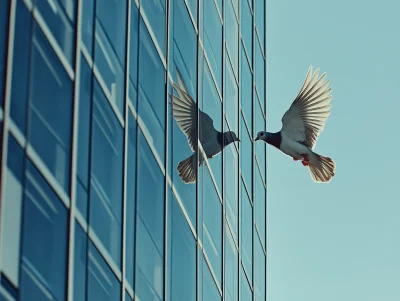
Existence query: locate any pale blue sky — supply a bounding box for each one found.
[266,0,400,300]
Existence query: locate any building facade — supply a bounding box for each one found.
[0,0,267,300]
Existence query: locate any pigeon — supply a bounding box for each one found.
[255,66,336,183]
[171,70,240,184]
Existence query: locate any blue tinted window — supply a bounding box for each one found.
[81,0,95,54]
[202,63,222,192]
[224,133,238,242]
[36,0,75,63]
[0,0,9,105]
[135,130,165,301]
[240,117,252,191]
[203,260,221,301]
[126,111,137,288]
[241,266,252,301]
[225,228,238,301]
[255,172,266,247]
[241,0,253,63]
[255,97,266,181]
[225,0,238,76]
[29,24,73,193]
[138,19,166,161]
[204,0,222,91]
[255,238,266,301]
[225,58,238,134]
[90,80,123,267]
[203,167,222,286]
[240,179,253,281]
[255,39,265,104]
[187,0,198,23]
[126,291,133,301]
[74,222,87,301]
[129,1,139,109]
[10,1,32,133]
[141,0,166,56]
[255,0,265,50]
[87,243,121,301]
[94,0,127,113]
[20,161,68,301]
[241,46,252,126]
[167,196,196,301]
[171,0,197,96]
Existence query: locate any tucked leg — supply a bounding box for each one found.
[301,154,310,166]
[293,157,299,161]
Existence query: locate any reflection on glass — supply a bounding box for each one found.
[240,179,253,282]
[138,19,166,161]
[204,0,222,91]
[29,24,73,193]
[87,242,121,301]
[74,222,87,301]
[20,161,68,301]
[225,228,238,301]
[167,195,196,301]
[90,80,123,267]
[10,1,31,133]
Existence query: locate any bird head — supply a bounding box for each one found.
[254,131,267,142]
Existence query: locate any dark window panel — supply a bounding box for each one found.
[73,222,87,301]
[29,23,73,193]
[20,161,68,301]
[0,0,9,107]
[129,1,139,109]
[81,0,95,55]
[141,0,166,56]
[90,79,124,267]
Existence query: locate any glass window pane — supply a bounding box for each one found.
[10,1,31,133]
[74,222,87,301]
[255,171,266,247]
[129,1,139,109]
[254,238,266,301]
[203,0,222,91]
[241,0,253,63]
[241,266,252,301]
[20,161,68,301]
[94,0,127,114]
[225,58,238,135]
[167,196,196,301]
[135,130,165,301]
[203,259,221,301]
[87,243,121,301]
[138,19,166,161]
[255,39,265,105]
[0,0,9,106]
[81,0,94,54]
[255,0,265,50]
[240,46,252,126]
[36,0,75,63]
[240,117,252,192]
[225,228,238,301]
[203,167,222,286]
[225,0,238,77]
[187,0,198,23]
[90,80,124,267]
[29,24,73,193]
[126,111,137,288]
[125,291,133,301]
[224,131,238,242]
[254,96,266,182]
[240,179,253,282]
[141,0,166,56]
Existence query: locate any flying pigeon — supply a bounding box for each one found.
[255,66,336,183]
[171,71,240,184]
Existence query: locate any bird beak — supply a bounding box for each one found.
[237,138,241,142]
[254,137,259,141]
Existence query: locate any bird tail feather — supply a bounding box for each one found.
[308,152,335,183]
[177,154,198,184]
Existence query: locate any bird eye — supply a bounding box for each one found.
[260,133,263,136]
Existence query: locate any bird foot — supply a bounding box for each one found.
[293,157,299,161]
[301,160,309,166]
[207,155,213,159]
[301,154,310,166]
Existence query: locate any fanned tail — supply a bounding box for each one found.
[308,152,336,183]
[177,154,197,184]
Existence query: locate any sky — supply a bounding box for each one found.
[266,1,400,300]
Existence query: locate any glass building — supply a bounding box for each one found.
[0,0,266,300]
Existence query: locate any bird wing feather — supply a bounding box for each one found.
[281,65,333,149]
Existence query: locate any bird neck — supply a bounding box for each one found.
[218,131,233,147]
[265,132,282,149]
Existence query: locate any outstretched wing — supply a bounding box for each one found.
[281,65,333,149]
[172,72,215,152]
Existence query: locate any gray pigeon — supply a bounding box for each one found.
[172,71,240,183]
[255,66,336,183]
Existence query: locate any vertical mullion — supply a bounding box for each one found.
[0,0,17,274]
[163,0,171,300]
[121,1,132,300]
[66,0,83,299]
[221,0,225,300]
